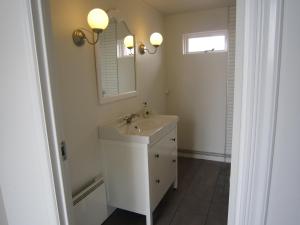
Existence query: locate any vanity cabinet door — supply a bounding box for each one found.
[149,128,177,210]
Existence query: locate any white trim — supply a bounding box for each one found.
[29,0,74,224]
[99,91,138,104]
[25,1,61,224]
[228,1,283,225]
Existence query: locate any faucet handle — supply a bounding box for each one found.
[123,113,139,124]
[132,113,140,118]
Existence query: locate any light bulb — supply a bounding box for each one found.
[150,32,163,47]
[124,35,134,49]
[87,8,109,32]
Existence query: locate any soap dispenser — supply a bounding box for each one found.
[143,102,150,118]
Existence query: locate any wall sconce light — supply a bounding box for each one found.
[139,32,163,55]
[72,8,109,46]
[124,35,134,50]
[124,35,134,55]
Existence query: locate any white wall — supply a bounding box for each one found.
[266,1,300,224]
[165,8,228,159]
[0,1,60,225]
[49,0,167,193]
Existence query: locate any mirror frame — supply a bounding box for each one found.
[94,19,137,104]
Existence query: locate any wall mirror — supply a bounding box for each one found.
[95,18,137,104]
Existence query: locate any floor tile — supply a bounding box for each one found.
[170,211,207,225]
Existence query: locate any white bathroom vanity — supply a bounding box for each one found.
[99,115,178,225]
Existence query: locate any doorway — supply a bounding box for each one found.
[31,0,285,225]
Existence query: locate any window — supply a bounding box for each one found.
[183,30,228,54]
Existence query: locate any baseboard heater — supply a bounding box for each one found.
[73,177,108,225]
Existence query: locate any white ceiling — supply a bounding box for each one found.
[143,0,236,15]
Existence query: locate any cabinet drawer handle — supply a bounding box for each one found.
[156,179,160,184]
[172,159,177,163]
[170,138,176,142]
[155,154,160,158]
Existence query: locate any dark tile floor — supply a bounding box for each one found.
[103,157,230,225]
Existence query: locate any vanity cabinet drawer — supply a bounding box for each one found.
[148,128,177,210]
[149,129,177,154]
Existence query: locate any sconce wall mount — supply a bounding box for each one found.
[73,29,102,46]
[73,29,86,46]
[139,43,158,55]
[139,32,163,55]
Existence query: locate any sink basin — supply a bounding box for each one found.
[133,119,162,131]
[125,118,164,135]
[99,115,178,144]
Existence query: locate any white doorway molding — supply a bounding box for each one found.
[29,0,74,224]
[228,1,283,225]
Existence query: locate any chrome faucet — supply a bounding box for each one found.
[123,113,139,124]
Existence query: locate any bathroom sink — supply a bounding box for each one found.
[127,118,164,134]
[99,115,178,144]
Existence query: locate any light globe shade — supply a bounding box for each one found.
[150,32,163,47]
[87,8,109,32]
[124,35,134,49]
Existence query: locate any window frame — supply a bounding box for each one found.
[183,30,228,55]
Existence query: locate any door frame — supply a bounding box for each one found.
[228,0,283,225]
[29,0,285,225]
[28,0,74,225]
